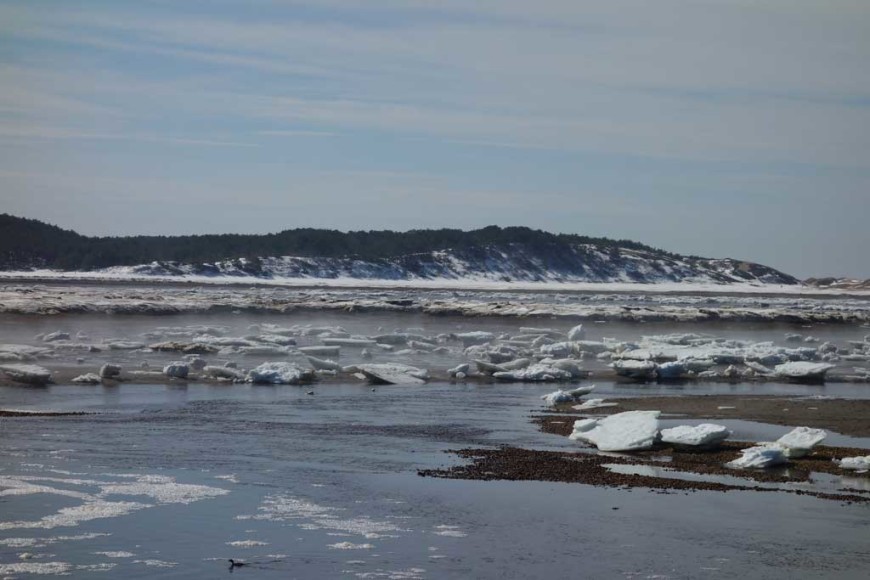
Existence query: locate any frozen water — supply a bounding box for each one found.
[247,362,315,384]
[775,427,827,458]
[569,410,661,452]
[660,424,731,448]
[726,445,789,469]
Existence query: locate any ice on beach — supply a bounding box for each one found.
[836,456,870,472]
[493,363,574,382]
[306,356,342,372]
[775,427,826,458]
[71,373,101,384]
[774,362,835,381]
[247,362,315,384]
[42,331,70,342]
[0,344,53,362]
[726,445,789,469]
[569,410,660,452]
[660,424,731,448]
[357,363,429,385]
[541,385,595,406]
[298,346,341,358]
[99,364,121,379]
[448,363,470,377]
[611,359,657,380]
[572,398,618,411]
[202,365,245,381]
[454,331,495,346]
[0,363,52,385]
[321,338,377,347]
[567,324,586,341]
[538,358,588,378]
[163,362,189,379]
[656,361,687,380]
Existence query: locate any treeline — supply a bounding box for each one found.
[0,213,685,271]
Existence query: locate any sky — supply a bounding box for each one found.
[1,0,868,278]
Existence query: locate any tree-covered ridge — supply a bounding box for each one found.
[0,214,690,271]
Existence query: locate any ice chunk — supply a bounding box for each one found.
[448,363,470,377]
[305,356,342,372]
[726,444,789,469]
[298,346,341,358]
[567,324,586,341]
[775,426,826,458]
[836,456,870,472]
[774,361,835,381]
[656,361,687,380]
[474,360,507,375]
[454,331,495,346]
[71,373,101,384]
[493,363,574,383]
[572,398,618,410]
[357,363,429,385]
[247,362,315,385]
[568,410,660,452]
[163,362,189,379]
[43,331,71,342]
[321,338,376,347]
[0,364,52,385]
[538,358,589,378]
[99,363,122,379]
[202,365,245,381]
[660,424,731,448]
[612,359,657,380]
[541,385,595,406]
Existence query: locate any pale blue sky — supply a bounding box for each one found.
[1,0,868,277]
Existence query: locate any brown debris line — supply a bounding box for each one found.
[0,409,92,417]
[546,395,870,438]
[418,446,870,504]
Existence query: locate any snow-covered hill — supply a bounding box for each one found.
[101,243,797,285]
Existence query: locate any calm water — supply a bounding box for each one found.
[2,379,869,579]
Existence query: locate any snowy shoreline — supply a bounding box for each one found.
[1,271,868,297]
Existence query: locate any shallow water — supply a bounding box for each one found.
[2,380,869,579]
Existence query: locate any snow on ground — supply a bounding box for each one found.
[1,269,868,296]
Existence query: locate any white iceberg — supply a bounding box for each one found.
[612,359,657,380]
[773,362,835,381]
[836,456,870,472]
[567,324,586,341]
[726,444,789,469]
[357,363,429,385]
[163,362,189,379]
[493,363,574,382]
[660,424,731,448]
[305,356,342,372]
[247,362,315,384]
[569,410,660,452]
[454,331,495,346]
[202,365,246,381]
[572,398,618,411]
[71,373,102,384]
[0,364,52,385]
[541,385,595,406]
[775,426,826,458]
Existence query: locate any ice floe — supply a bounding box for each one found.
[773,361,835,381]
[569,410,661,452]
[541,385,595,406]
[775,427,827,458]
[247,362,315,384]
[357,363,429,385]
[660,424,731,448]
[835,456,870,472]
[0,363,52,385]
[726,445,789,469]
